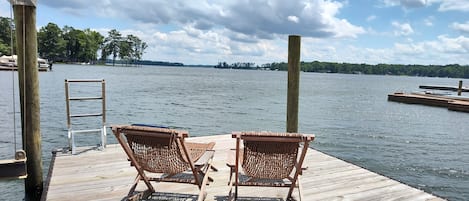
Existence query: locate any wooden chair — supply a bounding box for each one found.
[227,131,315,201]
[112,125,216,201]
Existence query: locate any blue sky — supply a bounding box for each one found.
[1,0,469,65]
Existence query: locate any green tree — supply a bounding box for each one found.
[103,29,122,66]
[0,17,15,55]
[37,22,65,61]
[76,29,104,63]
[62,26,82,62]
[84,29,104,63]
[118,37,132,65]
[127,35,147,65]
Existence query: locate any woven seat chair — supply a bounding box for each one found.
[227,131,314,201]
[112,125,216,201]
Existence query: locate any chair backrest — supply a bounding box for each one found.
[118,125,191,174]
[234,131,313,179]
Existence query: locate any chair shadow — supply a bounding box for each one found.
[214,196,284,201]
[139,192,199,201]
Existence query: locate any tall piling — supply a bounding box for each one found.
[287,35,301,133]
[13,1,43,200]
[458,80,463,96]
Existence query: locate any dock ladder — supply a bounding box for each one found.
[65,79,106,154]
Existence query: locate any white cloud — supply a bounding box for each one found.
[95,25,290,65]
[392,21,414,36]
[287,16,299,23]
[382,0,428,8]
[38,0,365,40]
[390,35,469,64]
[301,34,469,65]
[400,0,428,8]
[367,15,377,22]
[379,0,469,12]
[437,35,469,53]
[394,42,425,54]
[424,16,434,26]
[438,0,469,12]
[125,26,469,65]
[451,22,469,34]
[382,0,399,7]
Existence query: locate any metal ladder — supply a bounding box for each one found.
[65,79,106,154]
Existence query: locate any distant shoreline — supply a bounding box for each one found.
[56,59,469,79]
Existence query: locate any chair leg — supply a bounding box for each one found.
[127,175,140,197]
[198,169,214,183]
[286,175,303,201]
[126,189,152,201]
[197,191,207,201]
[197,162,212,201]
[227,167,237,201]
[127,174,155,201]
[235,185,238,200]
[297,175,303,201]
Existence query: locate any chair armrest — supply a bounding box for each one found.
[226,149,236,167]
[194,150,215,167]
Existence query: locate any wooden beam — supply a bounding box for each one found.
[287,35,301,133]
[14,3,43,201]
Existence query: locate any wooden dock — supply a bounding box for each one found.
[419,85,469,92]
[388,92,469,113]
[0,66,50,71]
[42,134,444,201]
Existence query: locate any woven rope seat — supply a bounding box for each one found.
[241,132,302,179]
[125,129,215,174]
[228,131,315,201]
[112,125,216,201]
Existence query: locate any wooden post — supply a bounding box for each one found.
[458,80,463,96]
[14,3,43,201]
[287,35,301,133]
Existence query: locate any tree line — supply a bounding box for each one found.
[215,61,256,69]
[215,61,469,78]
[264,61,469,79]
[216,61,469,78]
[0,17,147,65]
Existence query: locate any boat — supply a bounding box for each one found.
[37,58,51,71]
[0,55,17,67]
[0,55,51,71]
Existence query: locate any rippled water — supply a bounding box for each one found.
[1,64,468,200]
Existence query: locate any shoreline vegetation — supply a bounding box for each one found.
[214,61,469,79]
[1,17,147,67]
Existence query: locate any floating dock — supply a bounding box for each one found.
[388,92,469,113]
[419,85,469,92]
[42,134,444,201]
[0,66,50,71]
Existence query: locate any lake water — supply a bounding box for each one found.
[1,64,468,200]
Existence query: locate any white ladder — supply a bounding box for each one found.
[65,79,106,154]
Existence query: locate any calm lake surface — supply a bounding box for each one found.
[1,64,468,200]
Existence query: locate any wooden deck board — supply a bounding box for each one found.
[44,134,445,201]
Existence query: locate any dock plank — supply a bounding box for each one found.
[44,134,445,201]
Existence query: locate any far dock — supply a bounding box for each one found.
[42,134,444,201]
[388,92,469,112]
[419,85,469,92]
